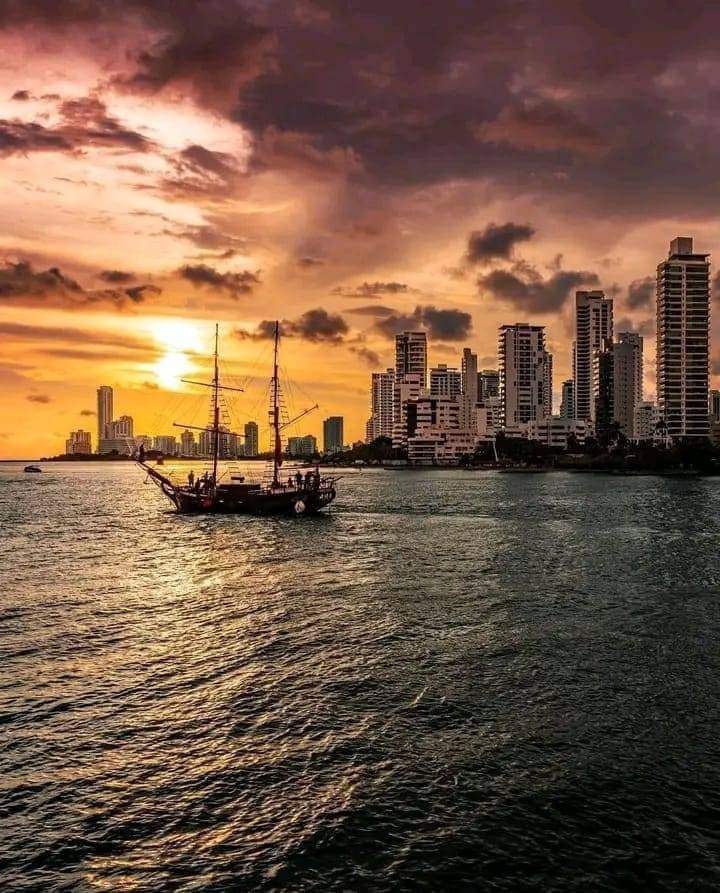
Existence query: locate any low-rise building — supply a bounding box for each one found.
[526,416,590,448]
[287,434,317,457]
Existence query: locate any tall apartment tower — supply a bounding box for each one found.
[479,369,500,400]
[498,324,552,426]
[395,331,427,386]
[593,339,615,440]
[656,237,710,439]
[560,380,575,419]
[244,421,259,456]
[573,290,613,421]
[429,364,461,398]
[323,416,344,453]
[613,332,643,437]
[461,348,478,404]
[367,368,395,441]
[96,385,113,452]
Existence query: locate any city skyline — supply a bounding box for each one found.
[4,4,720,457]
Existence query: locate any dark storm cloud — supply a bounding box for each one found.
[178,263,260,297]
[333,281,413,298]
[165,223,247,253]
[627,276,655,310]
[478,267,599,313]
[349,345,381,366]
[297,256,324,268]
[0,261,160,309]
[616,316,654,337]
[26,393,51,403]
[100,270,135,283]
[465,223,536,266]
[236,309,348,343]
[9,1,720,224]
[11,89,31,101]
[0,96,153,158]
[372,305,472,341]
[161,144,243,198]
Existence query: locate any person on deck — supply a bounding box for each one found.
[296,471,303,489]
[188,470,195,488]
[287,475,294,489]
[138,444,145,462]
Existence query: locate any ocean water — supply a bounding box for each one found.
[2,461,720,892]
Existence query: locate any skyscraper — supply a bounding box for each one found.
[180,429,196,456]
[96,385,113,452]
[244,421,259,456]
[367,368,395,441]
[593,339,615,440]
[573,290,613,421]
[429,364,461,398]
[656,237,710,439]
[461,348,478,404]
[498,324,552,426]
[395,331,427,386]
[613,332,643,437]
[323,416,344,453]
[560,380,575,419]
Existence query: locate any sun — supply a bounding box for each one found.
[154,351,192,390]
[152,320,203,353]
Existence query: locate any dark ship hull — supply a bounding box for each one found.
[143,462,336,515]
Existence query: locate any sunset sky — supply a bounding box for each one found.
[2,1,720,457]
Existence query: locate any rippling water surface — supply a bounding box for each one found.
[3,461,720,891]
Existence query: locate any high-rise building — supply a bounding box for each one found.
[613,332,643,437]
[244,421,259,457]
[109,415,134,438]
[429,364,461,398]
[593,339,615,440]
[287,435,317,457]
[479,369,500,401]
[323,416,344,453]
[573,290,613,421]
[367,368,395,441]
[657,237,710,440]
[153,435,177,455]
[392,373,425,448]
[96,385,113,451]
[65,429,92,455]
[461,348,478,404]
[498,324,552,426]
[395,331,427,386]
[180,429,196,456]
[560,380,575,419]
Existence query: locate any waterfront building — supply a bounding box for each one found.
[96,385,113,451]
[135,435,152,450]
[498,324,552,426]
[180,429,196,456]
[573,290,613,421]
[429,364,461,398]
[633,401,659,440]
[613,332,643,437]
[392,373,425,448]
[593,339,615,440]
[656,237,710,439]
[323,416,344,453]
[65,429,92,455]
[109,415,134,438]
[407,430,477,464]
[367,368,395,442]
[479,369,500,400]
[395,331,427,386]
[560,380,575,419]
[476,397,501,441]
[461,348,479,404]
[526,417,590,449]
[153,435,177,455]
[244,421,259,456]
[287,434,317,457]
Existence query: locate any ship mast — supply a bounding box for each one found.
[212,323,220,485]
[272,320,281,487]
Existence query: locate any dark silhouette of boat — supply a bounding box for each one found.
[135,322,337,515]
[24,465,42,473]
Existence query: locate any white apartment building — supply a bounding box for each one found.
[613,332,643,437]
[499,324,552,426]
[573,290,613,421]
[429,364,461,398]
[526,416,590,449]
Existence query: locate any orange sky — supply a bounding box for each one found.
[1,3,719,457]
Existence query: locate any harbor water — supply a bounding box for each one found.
[2,462,720,891]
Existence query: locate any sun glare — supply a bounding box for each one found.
[154,351,192,390]
[152,320,203,354]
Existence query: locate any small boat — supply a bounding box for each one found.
[24,465,42,473]
[135,322,337,516]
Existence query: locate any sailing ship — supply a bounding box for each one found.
[135,322,338,515]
